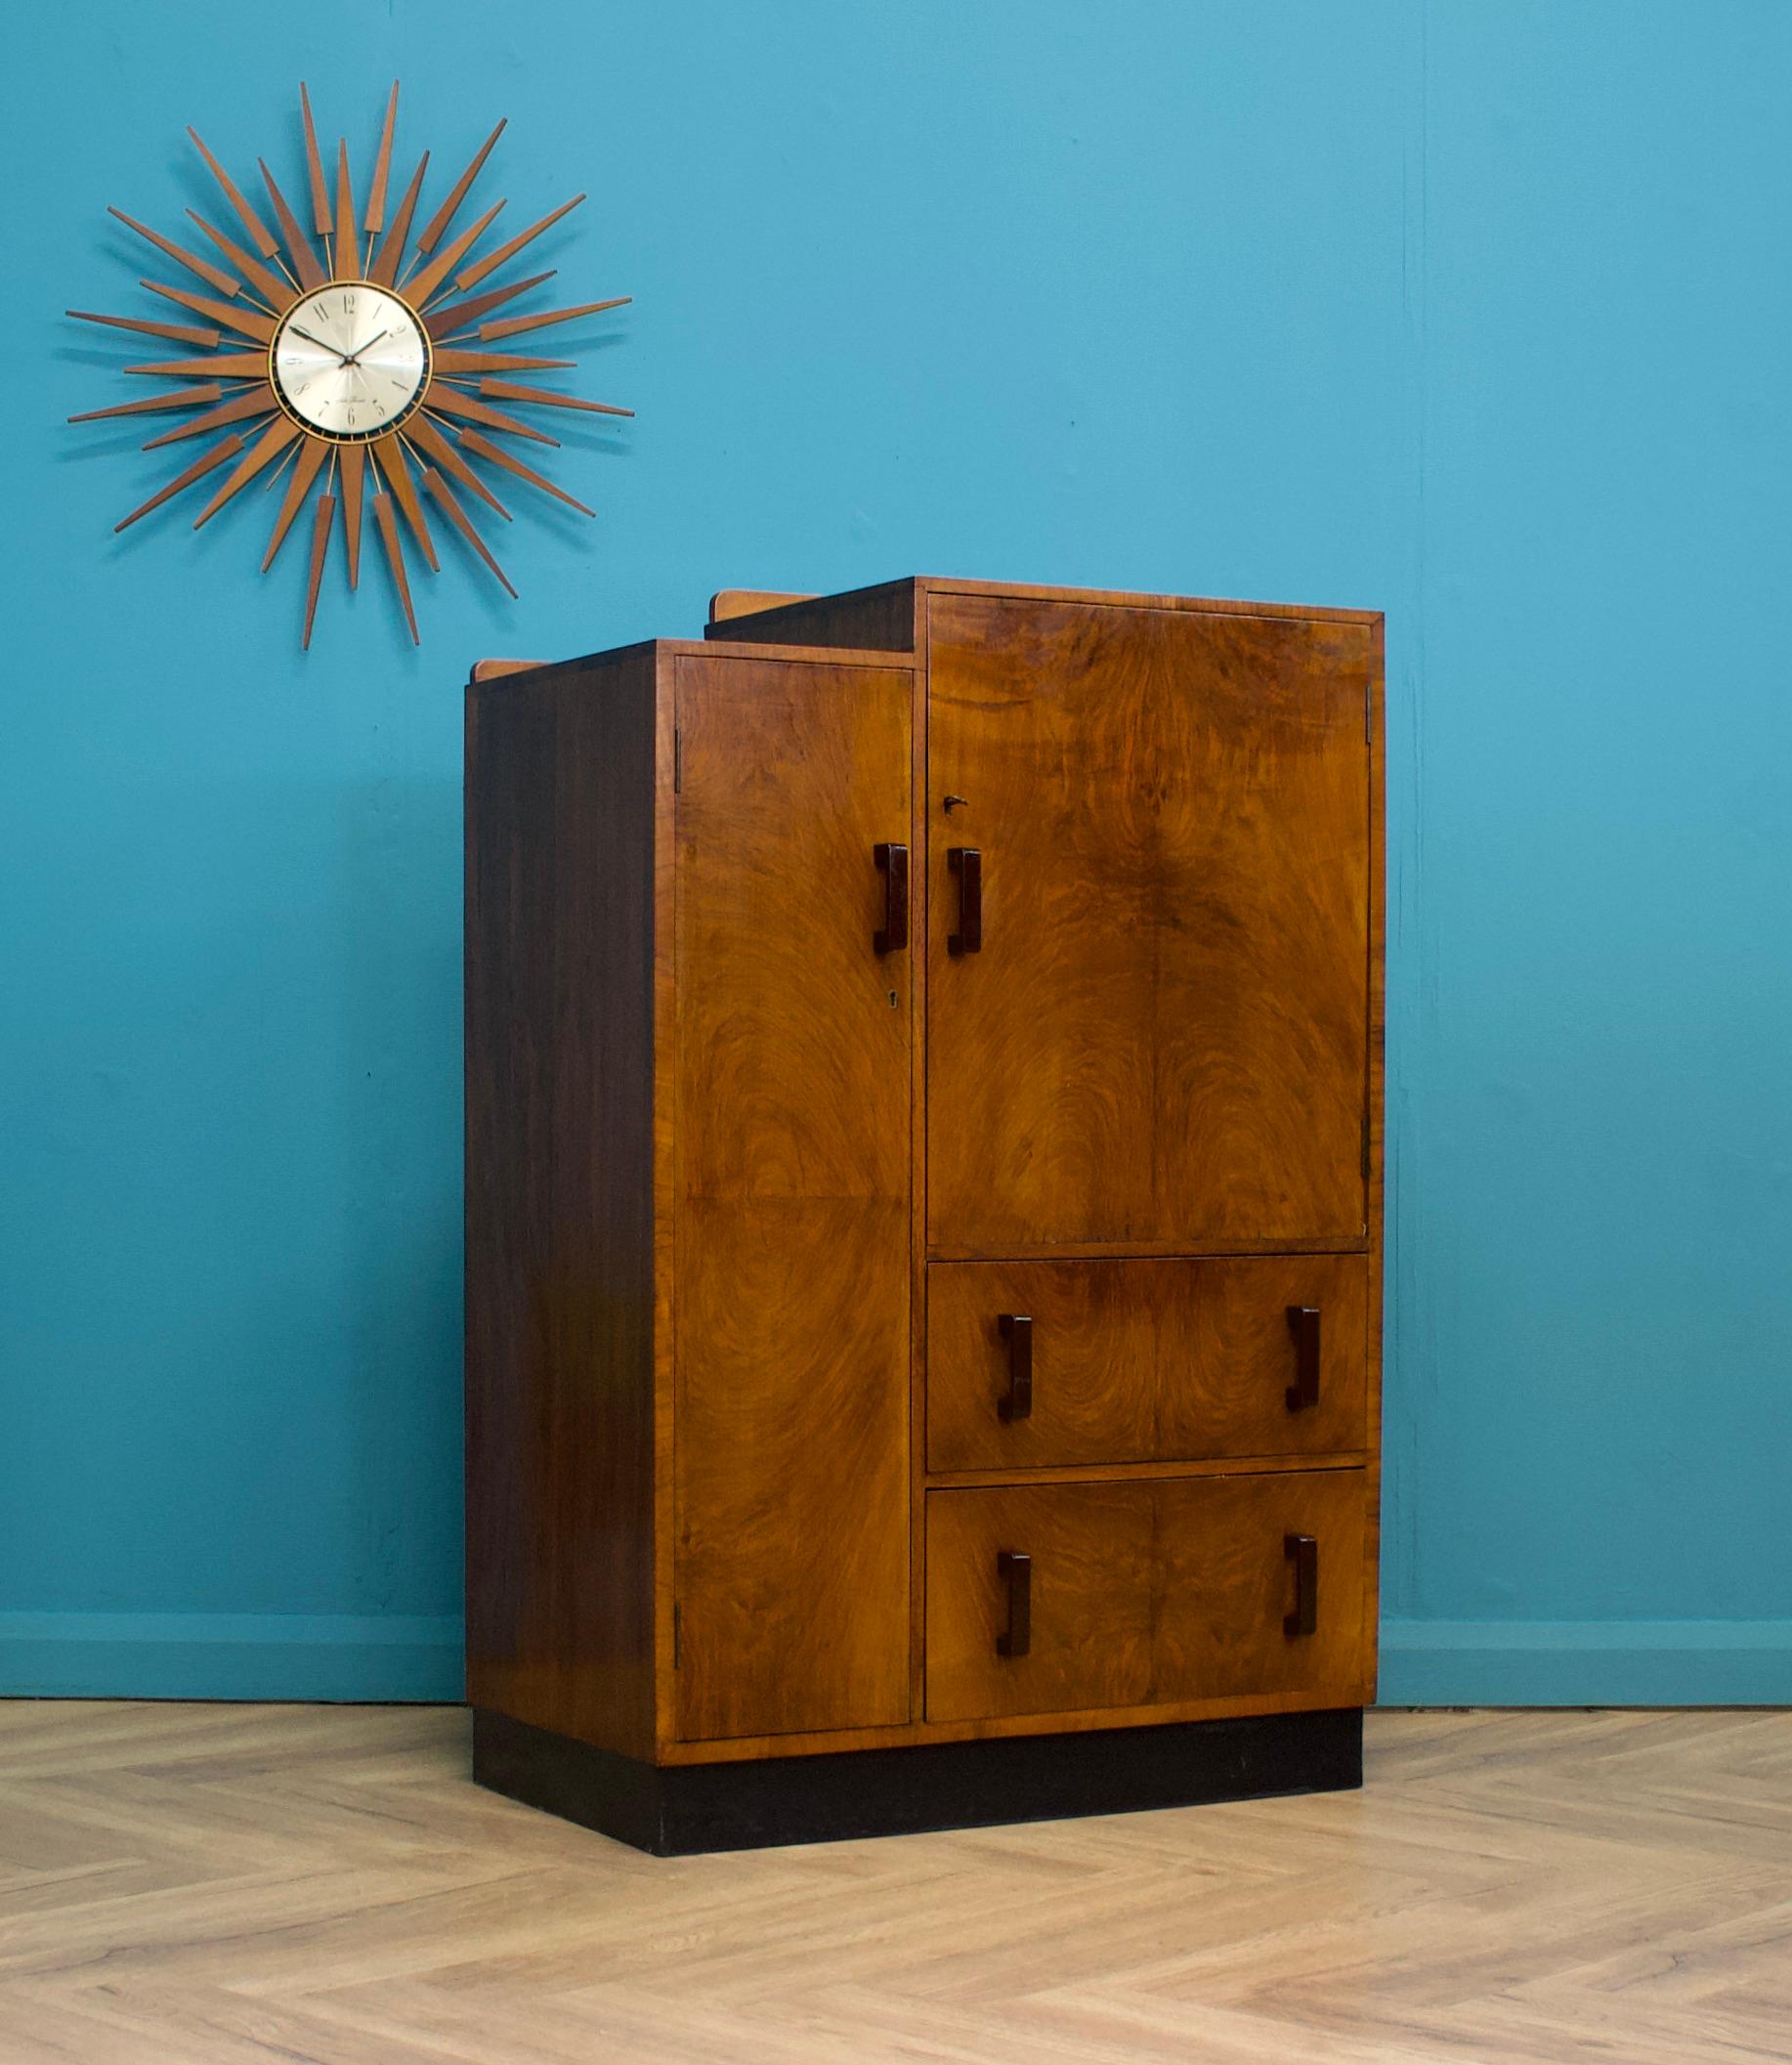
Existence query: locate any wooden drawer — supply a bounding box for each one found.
[924,1468,1366,1723]
[927,1256,1366,1471]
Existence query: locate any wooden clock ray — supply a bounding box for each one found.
[67,83,632,648]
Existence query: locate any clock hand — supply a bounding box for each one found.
[340,329,391,368]
[287,323,350,363]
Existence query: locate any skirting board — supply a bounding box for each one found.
[1378,1618,1792,1706]
[0,1613,463,1701]
[473,1705,1364,1855]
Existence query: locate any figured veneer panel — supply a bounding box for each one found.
[926,593,1372,1253]
[672,653,916,1742]
[927,1255,1368,1471]
[925,1468,1366,1724]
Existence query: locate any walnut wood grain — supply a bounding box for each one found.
[142,388,276,449]
[465,646,659,1760]
[372,433,440,570]
[476,379,632,418]
[926,593,1371,1252]
[192,416,300,528]
[142,278,274,341]
[332,139,358,277]
[261,436,328,569]
[368,152,429,287]
[256,161,326,291]
[414,118,505,256]
[424,466,516,596]
[107,207,241,299]
[452,426,594,515]
[709,588,818,623]
[370,493,417,642]
[187,126,280,259]
[479,294,630,343]
[113,433,244,533]
[123,353,267,380]
[301,491,334,650]
[431,351,576,375]
[425,385,556,447]
[925,1468,1365,1723]
[405,200,506,310]
[364,81,400,234]
[673,653,914,1742]
[299,84,332,237]
[423,270,554,341]
[68,384,224,424]
[338,441,365,589]
[453,195,582,294]
[182,211,292,308]
[409,413,512,517]
[926,1256,1368,1472]
[68,307,222,351]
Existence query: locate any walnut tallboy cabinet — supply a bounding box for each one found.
[465,578,1385,1853]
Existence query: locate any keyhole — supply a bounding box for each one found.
[888,990,899,1008]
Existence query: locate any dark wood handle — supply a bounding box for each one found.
[1285,1305,1320,1411]
[1284,1533,1318,1639]
[997,1313,1033,1421]
[873,841,909,954]
[948,846,981,955]
[996,1549,1031,1656]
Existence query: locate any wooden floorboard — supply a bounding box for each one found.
[0,1703,1787,2062]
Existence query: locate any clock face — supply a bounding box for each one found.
[271,282,430,443]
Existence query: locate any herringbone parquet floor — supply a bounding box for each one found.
[0,1702,1787,2062]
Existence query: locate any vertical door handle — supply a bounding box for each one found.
[948,846,981,955]
[1284,1533,1318,1638]
[996,1549,1031,1657]
[1285,1305,1321,1411]
[873,840,909,954]
[997,1313,1033,1421]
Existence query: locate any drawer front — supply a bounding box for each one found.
[925,1469,1366,1723]
[927,1256,1366,1471]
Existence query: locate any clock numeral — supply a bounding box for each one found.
[342,292,357,315]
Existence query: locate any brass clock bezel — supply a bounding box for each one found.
[266,279,434,446]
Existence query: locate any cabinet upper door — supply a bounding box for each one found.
[927,596,1372,1255]
[673,651,914,1742]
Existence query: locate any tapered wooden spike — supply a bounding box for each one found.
[432,350,576,373]
[338,443,366,587]
[405,200,505,310]
[142,278,274,341]
[70,383,224,424]
[107,208,241,299]
[258,161,326,289]
[114,433,245,532]
[479,379,634,418]
[144,388,277,449]
[185,209,291,307]
[299,84,331,237]
[261,436,328,569]
[424,466,517,596]
[304,492,336,648]
[193,416,301,527]
[126,353,267,379]
[424,270,554,340]
[371,493,418,641]
[413,118,505,255]
[368,152,428,286]
[425,385,557,446]
[452,195,583,296]
[480,295,630,343]
[188,128,279,258]
[371,434,439,570]
[454,424,594,515]
[333,140,358,275]
[69,307,221,350]
[408,412,513,516]
[365,82,400,233]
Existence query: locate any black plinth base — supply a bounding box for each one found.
[471,1704,1363,1856]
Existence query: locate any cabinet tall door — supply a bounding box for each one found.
[927,596,1372,1254]
[673,653,914,1741]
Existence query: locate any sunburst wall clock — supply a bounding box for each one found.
[67,84,631,648]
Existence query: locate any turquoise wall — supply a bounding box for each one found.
[4,2,1788,1703]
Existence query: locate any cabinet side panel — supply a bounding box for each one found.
[465,653,658,1760]
[700,579,918,654]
